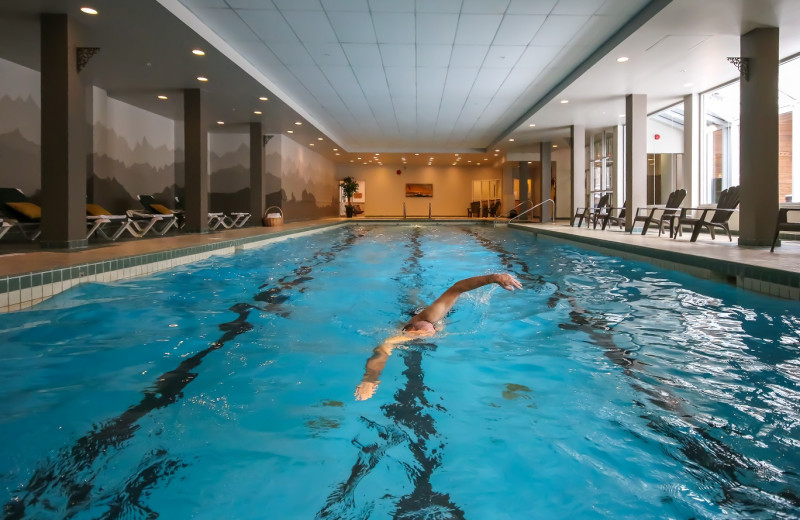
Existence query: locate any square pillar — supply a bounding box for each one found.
[570,125,585,217]
[739,27,779,246]
[683,93,701,207]
[519,161,530,205]
[40,14,89,249]
[540,141,552,222]
[183,88,209,233]
[249,123,264,225]
[625,94,647,231]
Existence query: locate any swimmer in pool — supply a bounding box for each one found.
[355,273,522,400]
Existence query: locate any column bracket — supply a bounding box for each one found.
[77,47,100,73]
[727,57,750,81]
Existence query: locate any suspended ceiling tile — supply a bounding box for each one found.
[455,15,504,45]
[282,11,338,42]
[462,0,511,15]
[385,67,416,97]
[450,45,490,67]
[529,15,590,46]
[493,14,547,45]
[506,0,558,15]
[373,12,415,43]
[321,0,369,11]
[379,44,416,67]
[484,45,526,67]
[369,0,415,13]
[516,45,561,67]
[242,10,299,43]
[272,0,322,10]
[416,44,452,67]
[416,0,462,13]
[194,8,258,41]
[472,68,511,96]
[340,44,379,68]
[328,11,376,43]
[228,0,277,9]
[269,42,316,66]
[416,13,459,44]
[551,0,605,16]
[306,42,349,66]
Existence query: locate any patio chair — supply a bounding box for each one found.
[138,194,187,228]
[0,187,43,240]
[770,208,800,252]
[468,201,481,217]
[576,193,610,228]
[600,201,626,230]
[0,219,12,240]
[673,186,740,242]
[630,188,687,237]
[488,200,501,218]
[86,203,150,240]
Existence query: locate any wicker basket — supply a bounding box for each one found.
[262,206,284,227]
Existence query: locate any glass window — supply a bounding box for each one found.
[647,103,685,205]
[779,56,799,203]
[701,82,740,204]
[589,129,614,206]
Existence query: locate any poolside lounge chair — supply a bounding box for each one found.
[138,194,186,228]
[0,188,43,240]
[770,208,800,252]
[488,200,501,218]
[572,193,610,228]
[673,186,740,242]
[0,219,12,240]
[469,201,481,217]
[85,203,164,240]
[600,201,626,230]
[630,188,687,237]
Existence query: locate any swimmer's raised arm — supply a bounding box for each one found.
[410,273,521,326]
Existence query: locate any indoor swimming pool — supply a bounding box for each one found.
[0,224,798,519]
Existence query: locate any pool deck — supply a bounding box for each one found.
[0,217,798,312]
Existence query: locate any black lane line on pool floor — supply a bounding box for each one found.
[3,227,368,520]
[465,228,800,513]
[317,227,466,520]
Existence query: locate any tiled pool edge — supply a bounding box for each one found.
[511,223,800,301]
[0,222,345,313]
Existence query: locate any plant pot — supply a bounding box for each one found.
[345,206,354,218]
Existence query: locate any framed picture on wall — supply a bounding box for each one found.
[405,183,433,197]
[352,181,365,203]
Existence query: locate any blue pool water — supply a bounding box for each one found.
[0,224,799,519]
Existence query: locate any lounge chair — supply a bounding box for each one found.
[0,219,12,240]
[469,201,481,217]
[138,194,186,229]
[576,193,610,228]
[488,200,501,218]
[770,208,800,252]
[673,186,741,242]
[351,204,365,216]
[85,203,163,240]
[600,201,626,230]
[630,188,687,237]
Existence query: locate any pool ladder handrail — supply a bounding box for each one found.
[493,199,532,226]
[498,199,554,225]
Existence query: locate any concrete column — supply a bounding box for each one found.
[540,141,552,222]
[40,14,89,249]
[502,161,514,217]
[683,93,701,207]
[739,27,779,246]
[570,125,586,217]
[183,88,209,233]
[519,161,530,205]
[793,103,800,203]
[625,94,648,231]
[249,122,264,225]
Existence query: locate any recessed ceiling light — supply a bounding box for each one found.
[560,99,569,104]
[295,121,302,125]
[192,49,205,56]
[197,76,208,82]
[217,121,224,125]
[415,153,419,156]
[618,114,626,117]
[310,143,314,146]
[495,149,500,152]
[553,145,558,148]
[80,7,98,15]
[509,138,515,142]
[529,123,536,127]
[494,153,498,156]
[317,137,323,141]
[254,110,262,115]
[259,96,268,101]
[357,157,362,160]
[335,153,340,156]
[287,130,294,134]
[350,160,354,163]
[157,95,167,100]
[616,56,629,63]
[684,82,694,87]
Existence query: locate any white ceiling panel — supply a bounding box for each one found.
[352,67,391,97]
[455,15,504,45]
[416,45,452,67]
[385,67,416,97]
[369,0,415,13]
[483,45,526,68]
[471,68,510,96]
[493,15,546,45]
[272,0,322,10]
[293,65,336,95]
[241,10,298,42]
[321,0,369,11]
[228,0,277,9]
[379,44,415,67]
[529,15,590,46]
[450,45,489,67]
[551,0,604,16]
[417,67,448,101]
[416,0,462,13]
[342,43,383,67]
[327,12,376,43]
[506,0,558,15]
[515,45,561,68]
[462,0,510,14]
[416,13,459,44]
[268,42,316,66]
[195,8,258,41]
[372,12,415,43]
[282,11,338,42]
[596,0,649,16]
[442,68,480,99]
[305,43,349,66]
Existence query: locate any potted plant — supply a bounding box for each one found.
[340,176,359,218]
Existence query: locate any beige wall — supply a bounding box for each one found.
[336,165,502,217]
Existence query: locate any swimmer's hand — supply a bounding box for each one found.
[355,381,378,401]
[494,273,522,291]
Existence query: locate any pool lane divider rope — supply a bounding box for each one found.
[464,227,800,510]
[316,226,466,520]
[3,227,368,520]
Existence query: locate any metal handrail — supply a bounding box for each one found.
[505,199,555,224]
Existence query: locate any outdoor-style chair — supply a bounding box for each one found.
[600,201,626,230]
[770,208,800,252]
[488,200,501,218]
[673,186,740,242]
[574,193,610,228]
[630,188,687,237]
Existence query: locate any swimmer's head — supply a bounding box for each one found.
[402,319,435,336]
